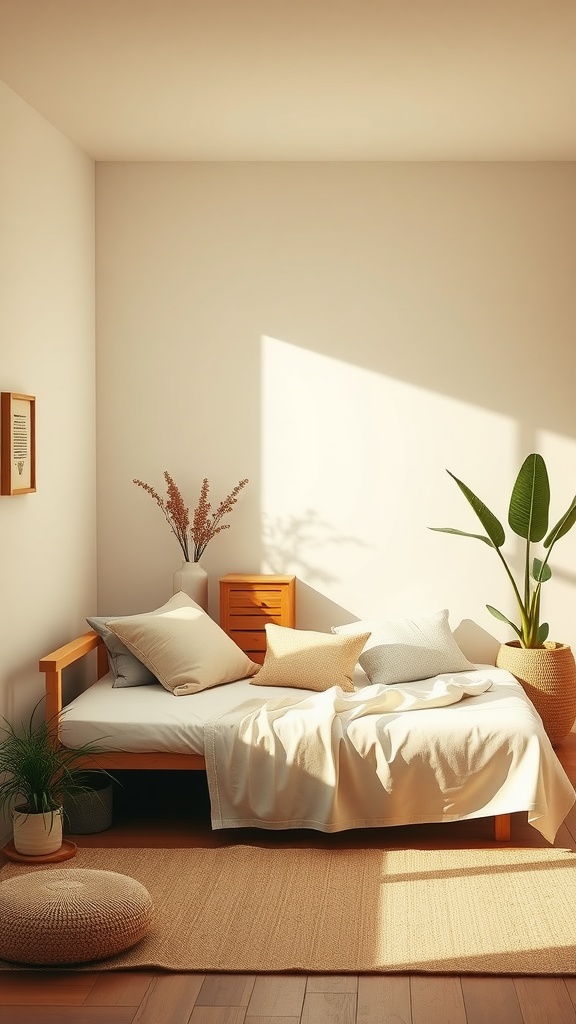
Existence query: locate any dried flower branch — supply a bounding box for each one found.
[133,472,249,562]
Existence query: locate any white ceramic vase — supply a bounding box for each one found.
[173,559,208,610]
[12,806,63,856]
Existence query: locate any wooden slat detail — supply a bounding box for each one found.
[84,972,155,1006]
[133,975,205,1024]
[306,977,358,993]
[2,1008,135,1024]
[229,592,283,609]
[228,614,280,629]
[461,977,523,1024]
[564,977,576,1008]
[221,574,295,585]
[246,976,307,1017]
[357,976,411,1024]
[301,992,356,1024]
[229,631,268,650]
[245,1018,300,1024]
[0,971,98,1006]
[195,975,255,1007]
[189,1008,247,1023]
[410,977,467,1024]
[513,979,576,1024]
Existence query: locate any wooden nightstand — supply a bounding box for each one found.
[219,574,296,664]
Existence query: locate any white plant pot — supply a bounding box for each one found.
[12,806,63,856]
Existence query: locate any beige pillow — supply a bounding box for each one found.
[106,592,260,696]
[250,623,370,693]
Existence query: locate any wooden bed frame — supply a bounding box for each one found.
[39,629,512,841]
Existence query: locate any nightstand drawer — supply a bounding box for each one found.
[229,631,268,652]
[228,589,284,611]
[219,574,296,661]
[227,612,281,630]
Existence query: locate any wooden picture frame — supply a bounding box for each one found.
[1,393,36,495]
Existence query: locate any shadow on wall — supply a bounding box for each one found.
[292,579,359,634]
[261,510,371,590]
[452,620,501,667]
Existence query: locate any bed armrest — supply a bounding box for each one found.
[39,630,109,721]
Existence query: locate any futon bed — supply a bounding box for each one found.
[39,624,576,846]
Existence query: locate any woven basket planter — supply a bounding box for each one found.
[63,772,113,835]
[496,640,576,746]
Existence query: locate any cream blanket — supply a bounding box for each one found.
[204,672,575,842]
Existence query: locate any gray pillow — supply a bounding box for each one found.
[87,615,157,688]
[332,609,475,685]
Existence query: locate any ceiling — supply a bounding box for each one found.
[1,0,576,162]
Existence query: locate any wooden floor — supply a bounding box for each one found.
[1,734,576,1024]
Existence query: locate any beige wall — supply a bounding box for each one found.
[0,83,96,762]
[96,162,576,661]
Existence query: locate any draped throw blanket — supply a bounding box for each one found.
[203,672,576,841]
[204,675,496,833]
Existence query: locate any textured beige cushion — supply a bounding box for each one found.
[86,592,196,687]
[332,608,474,685]
[107,592,259,696]
[0,868,153,965]
[251,623,370,692]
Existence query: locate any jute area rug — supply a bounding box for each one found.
[1,845,576,975]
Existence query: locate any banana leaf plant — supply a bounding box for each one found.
[430,453,576,648]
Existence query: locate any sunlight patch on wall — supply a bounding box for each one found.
[261,335,519,627]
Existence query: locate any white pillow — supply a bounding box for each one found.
[106,592,260,696]
[332,609,474,685]
[251,623,370,693]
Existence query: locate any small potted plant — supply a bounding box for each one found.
[0,701,112,856]
[430,452,576,744]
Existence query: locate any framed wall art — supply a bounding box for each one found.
[1,392,36,495]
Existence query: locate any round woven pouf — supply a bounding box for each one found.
[0,868,153,965]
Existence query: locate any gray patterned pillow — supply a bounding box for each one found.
[332,609,474,685]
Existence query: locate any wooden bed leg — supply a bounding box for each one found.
[494,813,511,842]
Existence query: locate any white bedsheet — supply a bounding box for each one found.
[59,666,575,843]
[59,671,290,755]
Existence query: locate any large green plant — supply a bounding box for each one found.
[430,453,576,649]
[0,702,111,817]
